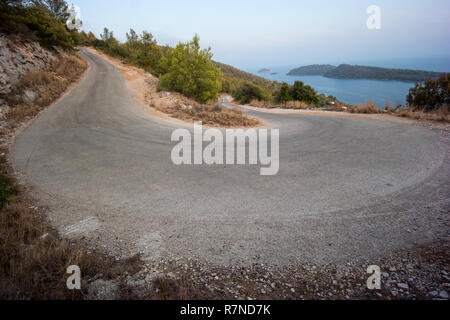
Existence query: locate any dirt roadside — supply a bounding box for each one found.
[241,104,450,132]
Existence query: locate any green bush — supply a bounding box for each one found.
[275,82,292,105]
[0,175,16,210]
[407,73,449,111]
[159,35,222,103]
[0,0,77,49]
[93,28,166,76]
[290,81,319,105]
[232,81,271,104]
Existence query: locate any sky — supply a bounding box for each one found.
[70,0,450,71]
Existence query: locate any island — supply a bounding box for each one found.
[258,68,272,74]
[288,64,444,82]
[287,64,336,76]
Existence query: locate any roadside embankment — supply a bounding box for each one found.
[0,34,132,300]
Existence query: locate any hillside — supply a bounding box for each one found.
[324,64,443,82]
[213,61,279,89]
[287,64,336,76]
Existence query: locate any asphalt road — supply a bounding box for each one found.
[11,49,450,266]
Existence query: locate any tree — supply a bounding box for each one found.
[87,31,97,44]
[1,0,77,48]
[141,31,155,44]
[126,28,139,43]
[290,81,319,105]
[159,35,222,103]
[275,82,292,105]
[100,27,113,42]
[437,73,450,105]
[233,81,270,104]
[35,0,69,21]
[407,73,449,111]
[290,81,304,101]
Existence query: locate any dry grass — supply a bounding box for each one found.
[249,99,310,110]
[327,104,349,112]
[0,170,119,299]
[332,100,449,123]
[6,53,87,126]
[149,276,205,300]
[348,100,383,114]
[154,101,260,127]
[145,78,260,127]
[395,105,449,122]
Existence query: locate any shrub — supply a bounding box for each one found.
[407,73,449,111]
[291,81,319,105]
[0,175,16,210]
[348,100,382,114]
[0,1,77,49]
[232,82,271,104]
[159,35,222,103]
[275,82,292,105]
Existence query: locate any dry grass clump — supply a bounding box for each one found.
[348,100,383,114]
[149,88,260,127]
[396,105,449,122]
[5,52,87,126]
[0,177,115,299]
[249,99,309,110]
[0,153,142,299]
[149,276,205,300]
[326,104,349,112]
[157,102,260,127]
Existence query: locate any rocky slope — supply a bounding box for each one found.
[0,34,60,117]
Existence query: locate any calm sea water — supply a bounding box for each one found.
[245,66,416,108]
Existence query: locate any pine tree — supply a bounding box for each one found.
[159,35,223,103]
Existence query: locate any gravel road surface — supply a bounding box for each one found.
[11,49,450,266]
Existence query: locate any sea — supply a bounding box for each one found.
[244,57,450,108]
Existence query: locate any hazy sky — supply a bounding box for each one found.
[71,0,450,70]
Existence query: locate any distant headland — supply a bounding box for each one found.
[287,64,444,82]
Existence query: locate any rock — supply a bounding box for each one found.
[86,279,120,300]
[88,273,103,283]
[145,273,159,283]
[23,89,38,104]
[0,34,56,99]
[397,283,409,290]
[439,291,449,299]
[429,291,438,297]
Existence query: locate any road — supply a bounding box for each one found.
[11,49,450,266]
